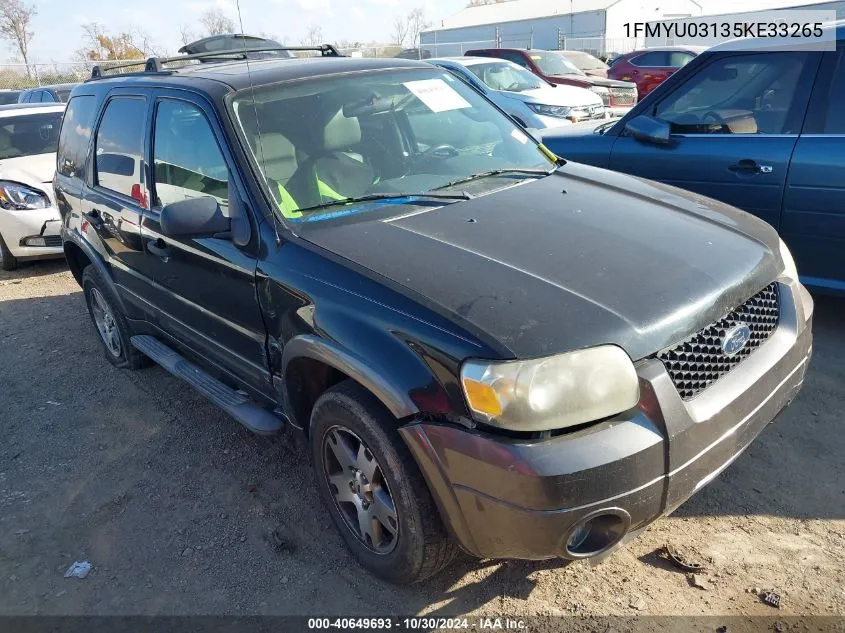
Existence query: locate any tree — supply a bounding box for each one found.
[0,0,36,78]
[199,8,235,36]
[301,24,323,47]
[78,22,160,61]
[407,7,429,48]
[467,0,508,5]
[178,23,197,47]
[391,15,409,47]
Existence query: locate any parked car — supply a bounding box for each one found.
[395,48,432,60]
[542,25,845,294]
[0,90,22,105]
[0,103,66,270]
[607,46,707,99]
[558,50,610,77]
[57,44,811,584]
[465,48,638,117]
[18,83,79,104]
[431,56,607,128]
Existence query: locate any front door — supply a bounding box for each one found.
[609,50,820,231]
[135,92,271,398]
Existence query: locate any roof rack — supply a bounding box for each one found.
[90,44,344,79]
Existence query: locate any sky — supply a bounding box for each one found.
[17,0,469,63]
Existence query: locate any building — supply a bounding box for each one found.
[420,0,844,57]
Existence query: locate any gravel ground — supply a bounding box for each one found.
[0,259,843,619]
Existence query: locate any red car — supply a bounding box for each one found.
[608,46,707,99]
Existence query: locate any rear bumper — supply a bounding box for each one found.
[400,279,813,560]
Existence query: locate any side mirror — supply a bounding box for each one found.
[625,114,671,145]
[160,196,231,239]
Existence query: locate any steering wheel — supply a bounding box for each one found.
[702,110,729,131]
[414,144,460,165]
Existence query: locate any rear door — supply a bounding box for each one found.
[608,51,820,230]
[83,88,149,304]
[781,46,845,290]
[135,91,270,396]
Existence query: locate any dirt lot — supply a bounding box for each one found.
[0,260,843,620]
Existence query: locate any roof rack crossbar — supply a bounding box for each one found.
[90,43,343,79]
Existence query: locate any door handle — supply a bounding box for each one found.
[729,159,772,174]
[146,238,171,261]
[82,210,104,230]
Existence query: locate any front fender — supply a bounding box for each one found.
[281,334,418,420]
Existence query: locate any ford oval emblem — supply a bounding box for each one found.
[721,324,751,356]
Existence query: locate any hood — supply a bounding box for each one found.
[541,119,611,138]
[547,74,631,89]
[0,153,57,201]
[300,162,782,361]
[584,69,608,78]
[506,84,602,108]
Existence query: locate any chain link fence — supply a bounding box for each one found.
[0,60,154,91]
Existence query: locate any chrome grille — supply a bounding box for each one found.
[610,86,637,105]
[657,283,780,400]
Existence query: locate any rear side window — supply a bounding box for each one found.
[152,99,229,210]
[57,95,97,178]
[668,52,695,68]
[94,97,146,199]
[631,51,668,67]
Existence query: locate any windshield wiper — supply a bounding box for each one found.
[294,191,474,214]
[434,167,557,191]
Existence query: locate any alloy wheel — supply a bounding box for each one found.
[322,426,399,554]
[90,287,122,358]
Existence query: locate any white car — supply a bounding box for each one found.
[0,103,65,270]
[430,57,607,130]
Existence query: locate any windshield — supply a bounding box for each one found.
[466,62,544,92]
[232,68,552,223]
[0,111,63,159]
[560,51,607,71]
[0,92,20,105]
[529,51,584,77]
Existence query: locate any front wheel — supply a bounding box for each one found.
[310,380,457,584]
[0,233,19,271]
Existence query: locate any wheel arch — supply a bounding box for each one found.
[63,231,130,316]
[282,334,419,431]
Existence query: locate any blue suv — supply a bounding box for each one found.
[542,25,845,294]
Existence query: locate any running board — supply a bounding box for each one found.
[130,334,284,435]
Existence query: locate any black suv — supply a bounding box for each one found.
[56,43,813,584]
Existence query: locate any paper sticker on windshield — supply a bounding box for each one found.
[404,79,471,112]
[511,129,529,144]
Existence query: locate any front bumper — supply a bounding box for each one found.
[400,280,813,560]
[0,207,63,259]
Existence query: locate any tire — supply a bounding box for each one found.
[81,264,149,370]
[310,380,458,584]
[0,232,19,271]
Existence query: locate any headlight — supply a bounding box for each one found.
[461,346,640,432]
[0,181,49,210]
[527,103,573,118]
[779,238,798,282]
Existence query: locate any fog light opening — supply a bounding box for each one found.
[564,508,631,558]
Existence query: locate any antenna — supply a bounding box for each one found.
[235,0,281,247]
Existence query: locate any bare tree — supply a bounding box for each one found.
[301,24,323,47]
[0,0,36,78]
[200,8,236,36]
[467,0,508,5]
[178,23,197,47]
[407,8,430,48]
[391,16,409,47]
[77,22,162,61]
